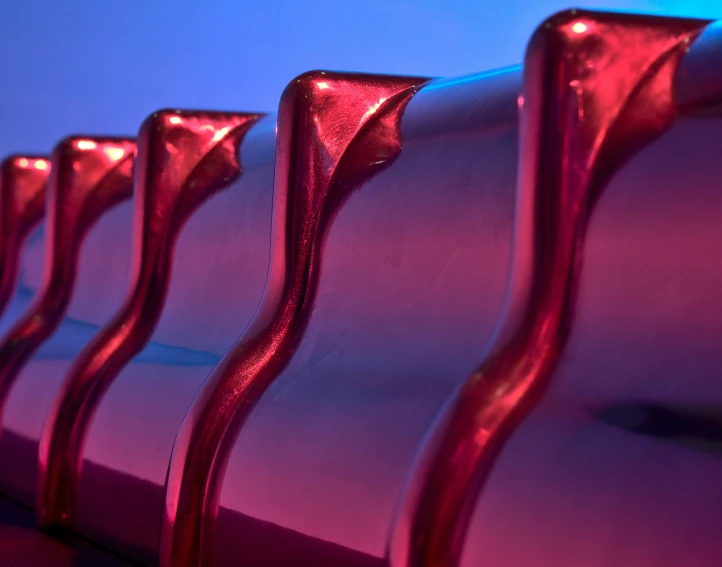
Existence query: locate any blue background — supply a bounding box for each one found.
[1,0,721,158]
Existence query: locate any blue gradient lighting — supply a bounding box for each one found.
[1,0,722,157]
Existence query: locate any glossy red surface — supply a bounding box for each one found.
[160,71,429,567]
[0,138,135,454]
[213,67,518,567]
[0,156,49,318]
[68,117,275,564]
[0,199,133,508]
[388,10,710,567]
[2,8,722,567]
[37,111,262,531]
[459,108,722,567]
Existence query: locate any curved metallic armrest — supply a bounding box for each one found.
[0,156,50,318]
[37,111,261,540]
[0,138,135,505]
[161,71,429,567]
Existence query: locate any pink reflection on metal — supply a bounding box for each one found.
[388,9,710,567]
[36,111,262,530]
[0,156,50,317]
[160,71,430,567]
[0,138,135,458]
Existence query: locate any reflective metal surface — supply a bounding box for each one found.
[459,104,722,567]
[391,11,711,567]
[0,137,135,508]
[458,13,722,567]
[0,156,49,318]
[211,68,517,567]
[37,111,271,564]
[37,110,262,540]
[1,8,722,567]
[161,71,430,567]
